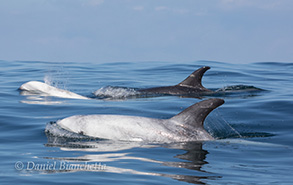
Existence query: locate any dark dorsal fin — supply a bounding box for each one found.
[170,98,224,129]
[176,66,210,91]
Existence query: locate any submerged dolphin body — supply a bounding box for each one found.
[138,66,213,95]
[56,98,224,143]
[19,81,89,99]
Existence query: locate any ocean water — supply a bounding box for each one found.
[1,60,293,184]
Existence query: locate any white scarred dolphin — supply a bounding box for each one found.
[56,98,224,143]
[19,81,88,99]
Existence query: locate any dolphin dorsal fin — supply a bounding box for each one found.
[177,66,210,91]
[170,99,224,129]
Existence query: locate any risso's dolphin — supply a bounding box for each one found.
[56,98,224,143]
[19,81,89,99]
[138,66,213,95]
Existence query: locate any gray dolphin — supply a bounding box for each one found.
[56,98,224,143]
[138,66,213,95]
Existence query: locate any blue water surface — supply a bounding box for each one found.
[0,60,293,184]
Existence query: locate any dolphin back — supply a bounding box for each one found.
[177,66,211,91]
[54,99,224,142]
[170,98,224,131]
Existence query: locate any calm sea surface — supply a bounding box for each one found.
[1,60,292,184]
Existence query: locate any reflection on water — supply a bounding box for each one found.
[43,134,220,184]
[19,91,65,105]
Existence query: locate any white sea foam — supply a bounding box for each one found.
[93,86,139,99]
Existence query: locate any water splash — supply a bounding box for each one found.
[205,110,242,139]
[43,66,69,90]
[45,122,90,139]
[44,75,53,86]
[205,110,274,139]
[216,85,264,93]
[93,86,140,99]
